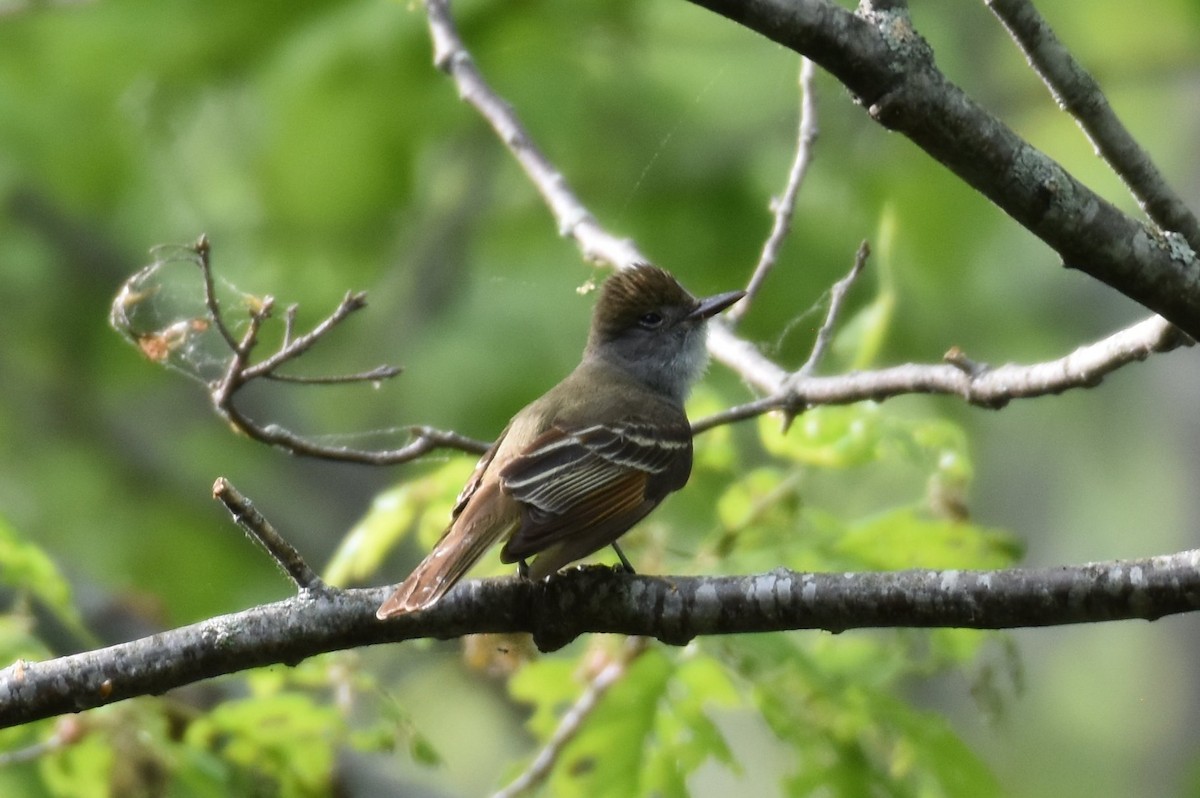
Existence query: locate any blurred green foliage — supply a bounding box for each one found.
[1,0,1199,795]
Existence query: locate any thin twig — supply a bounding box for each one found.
[282,304,299,349]
[681,0,1200,340]
[221,411,488,465]
[728,57,819,326]
[241,291,369,380]
[493,637,650,798]
[423,0,644,267]
[226,297,274,379]
[796,239,870,376]
[985,0,1200,250]
[263,365,404,385]
[691,396,783,435]
[420,0,796,393]
[0,716,84,766]
[212,478,329,594]
[194,234,242,352]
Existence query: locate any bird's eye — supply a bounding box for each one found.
[638,311,664,329]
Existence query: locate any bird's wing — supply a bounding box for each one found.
[497,420,692,561]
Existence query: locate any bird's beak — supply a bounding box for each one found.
[687,289,746,321]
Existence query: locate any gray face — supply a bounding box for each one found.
[594,304,711,404]
[583,265,741,404]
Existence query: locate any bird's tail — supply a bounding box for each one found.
[376,491,517,618]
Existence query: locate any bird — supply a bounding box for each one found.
[376,264,745,618]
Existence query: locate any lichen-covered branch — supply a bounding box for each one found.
[4,550,1199,729]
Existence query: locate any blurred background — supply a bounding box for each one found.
[1,0,1199,795]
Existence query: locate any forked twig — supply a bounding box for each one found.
[183,237,488,464]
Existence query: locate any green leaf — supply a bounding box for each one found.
[873,693,1003,798]
[323,457,474,586]
[0,515,88,639]
[726,632,1003,797]
[512,646,743,797]
[184,693,345,797]
[715,466,796,533]
[760,404,885,469]
[38,732,112,798]
[664,653,740,772]
[836,507,1021,571]
[546,648,673,798]
[508,656,580,740]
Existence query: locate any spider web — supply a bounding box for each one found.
[109,245,259,385]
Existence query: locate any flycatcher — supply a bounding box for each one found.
[376,264,744,618]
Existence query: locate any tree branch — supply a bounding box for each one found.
[418,0,1190,423]
[694,313,1190,433]
[420,0,803,399]
[984,0,1200,250]
[5,550,1199,728]
[681,0,1200,340]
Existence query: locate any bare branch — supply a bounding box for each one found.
[6,550,1200,728]
[796,239,870,377]
[984,0,1200,250]
[727,57,820,326]
[493,637,651,798]
[693,314,1191,433]
[421,0,799,398]
[0,717,84,766]
[691,395,782,435]
[282,303,300,349]
[706,321,790,394]
[208,411,488,466]
[212,478,328,594]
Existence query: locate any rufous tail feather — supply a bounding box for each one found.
[376,504,517,618]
